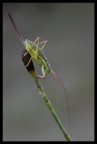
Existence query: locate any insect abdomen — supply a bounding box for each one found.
[21,50,35,74]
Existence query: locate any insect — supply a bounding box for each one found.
[8,13,70,129]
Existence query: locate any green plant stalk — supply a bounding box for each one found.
[34,77,72,141]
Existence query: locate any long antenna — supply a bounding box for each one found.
[51,69,70,131]
[8,13,25,44]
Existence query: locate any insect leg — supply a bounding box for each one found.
[34,37,40,45]
[35,46,40,60]
[34,37,41,60]
[37,65,46,79]
[40,40,48,50]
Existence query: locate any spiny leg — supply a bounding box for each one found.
[40,40,48,45]
[25,57,32,67]
[37,65,46,79]
[40,40,48,50]
[35,45,40,60]
[34,37,40,45]
[34,37,41,60]
[34,37,47,50]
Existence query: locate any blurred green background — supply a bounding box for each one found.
[3,3,94,141]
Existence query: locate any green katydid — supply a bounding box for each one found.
[8,13,71,141]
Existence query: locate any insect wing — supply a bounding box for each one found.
[39,49,47,61]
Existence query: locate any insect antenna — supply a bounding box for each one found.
[51,69,70,131]
[8,13,25,44]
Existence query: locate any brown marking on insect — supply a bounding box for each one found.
[21,50,35,74]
